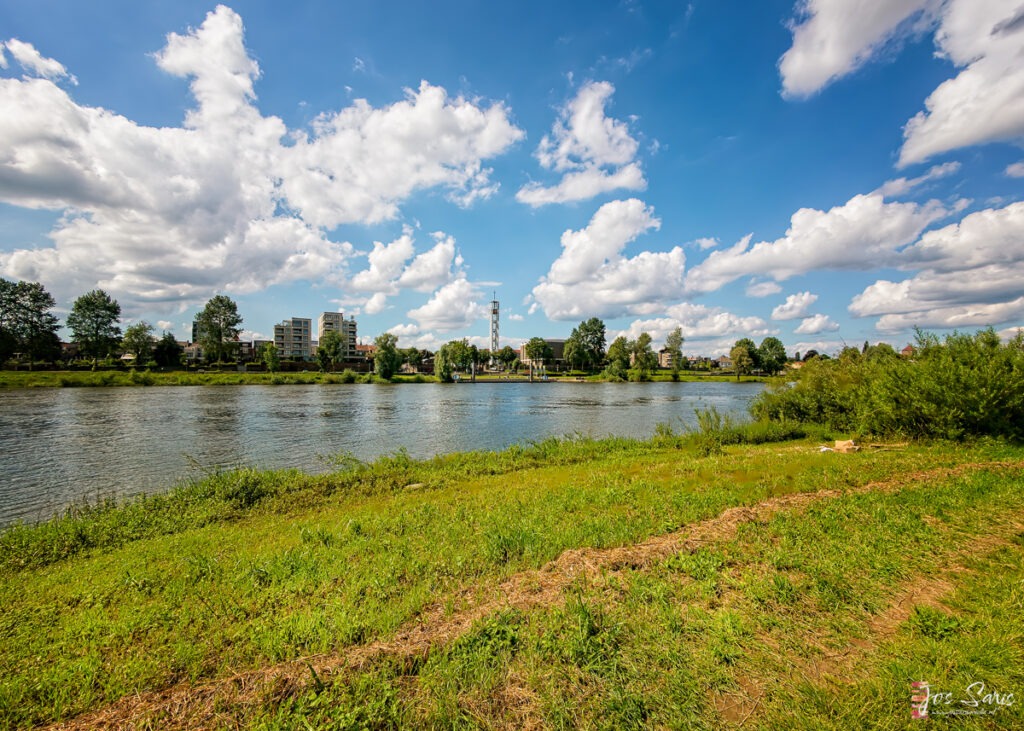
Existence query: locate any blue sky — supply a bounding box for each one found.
[2,0,1023,357]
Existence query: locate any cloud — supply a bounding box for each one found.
[531,198,689,320]
[684,192,951,294]
[693,237,719,250]
[779,0,935,98]
[0,6,522,314]
[794,313,840,334]
[615,302,776,346]
[2,39,77,84]
[407,275,487,332]
[772,291,818,320]
[1006,162,1024,178]
[516,81,645,206]
[849,201,1024,330]
[508,313,524,321]
[876,161,961,197]
[745,279,782,297]
[157,320,174,331]
[899,0,1024,166]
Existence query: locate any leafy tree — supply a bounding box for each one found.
[434,343,454,382]
[478,348,492,367]
[121,321,155,365]
[1,279,62,366]
[665,327,684,381]
[730,341,754,380]
[604,336,631,380]
[803,349,819,361]
[497,345,517,370]
[153,331,184,367]
[563,332,585,371]
[757,336,787,375]
[373,332,402,379]
[196,295,243,364]
[734,337,760,371]
[629,332,658,381]
[261,342,281,373]
[402,347,424,371]
[317,329,343,372]
[577,317,607,370]
[524,337,553,368]
[444,339,475,371]
[68,289,122,365]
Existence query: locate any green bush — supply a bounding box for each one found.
[751,328,1024,440]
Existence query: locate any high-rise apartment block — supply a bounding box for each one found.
[274,317,312,360]
[318,312,357,360]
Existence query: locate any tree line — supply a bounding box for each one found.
[0,278,243,369]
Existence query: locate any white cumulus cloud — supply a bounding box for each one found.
[772,291,818,320]
[779,0,935,98]
[794,313,840,334]
[684,192,951,294]
[407,276,487,332]
[0,6,522,316]
[531,198,689,320]
[2,38,77,84]
[516,81,645,206]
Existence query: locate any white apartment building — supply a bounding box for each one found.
[317,312,358,359]
[274,317,312,360]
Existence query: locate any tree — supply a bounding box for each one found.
[68,289,122,365]
[317,329,343,372]
[121,321,154,365]
[757,336,787,376]
[563,332,585,371]
[524,337,553,369]
[604,336,631,380]
[1,279,62,366]
[434,343,455,382]
[261,342,281,373]
[401,346,424,371]
[730,341,754,380]
[665,327,684,381]
[577,317,607,371]
[734,337,760,371]
[630,332,658,381]
[196,295,243,364]
[373,332,402,379]
[497,345,517,370]
[153,331,184,367]
[444,339,474,372]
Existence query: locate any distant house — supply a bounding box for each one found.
[901,345,916,358]
[715,355,733,370]
[658,348,678,369]
[519,339,566,369]
[356,344,377,360]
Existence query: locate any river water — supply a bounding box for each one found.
[0,381,763,527]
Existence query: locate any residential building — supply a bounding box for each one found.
[274,317,312,361]
[317,311,358,359]
[658,348,679,369]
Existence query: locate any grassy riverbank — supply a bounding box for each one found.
[2,427,1022,729]
[0,369,763,388]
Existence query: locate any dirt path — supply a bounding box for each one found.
[48,460,1024,730]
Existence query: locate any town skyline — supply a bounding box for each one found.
[2,1,1023,358]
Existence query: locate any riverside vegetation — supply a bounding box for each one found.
[1,328,1022,729]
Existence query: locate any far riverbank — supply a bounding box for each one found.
[0,369,766,389]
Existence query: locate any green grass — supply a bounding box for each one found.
[0,369,414,389]
[1,433,1021,728]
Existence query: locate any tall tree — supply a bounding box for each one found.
[153,331,184,367]
[577,317,607,370]
[373,332,402,379]
[402,346,424,371]
[261,342,281,373]
[497,345,517,370]
[757,336,787,375]
[121,321,155,365]
[196,295,243,363]
[604,336,631,380]
[665,327,684,381]
[524,337,553,368]
[1,279,62,365]
[563,332,585,371]
[630,332,658,380]
[317,329,343,372]
[445,339,474,371]
[734,337,760,371]
[434,342,455,382]
[730,341,754,381]
[67,289,122,365]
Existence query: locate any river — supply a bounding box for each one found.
[0,381,763,527]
